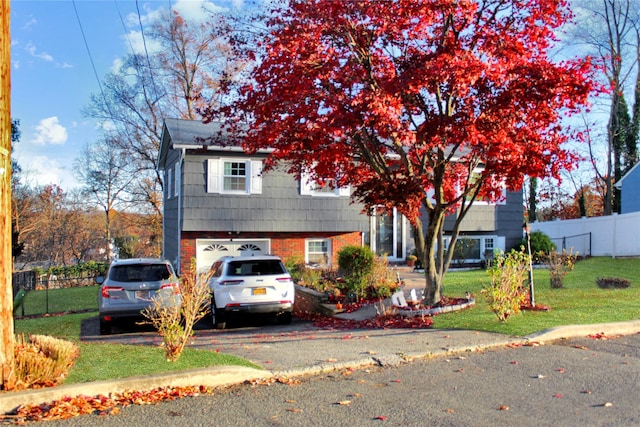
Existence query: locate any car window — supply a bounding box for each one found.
[211,261,223,278]
[227,260,285,276]
[109,264,171,282]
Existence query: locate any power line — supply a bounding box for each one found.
[72,0,107,109]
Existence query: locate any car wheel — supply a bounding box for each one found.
[99,317,111,335]
[276,311,292,325]
[211,298,226,329]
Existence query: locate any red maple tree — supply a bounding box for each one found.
[203,0,599,305]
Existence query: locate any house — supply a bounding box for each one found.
[615,162,640,214]
[157,119,523,274]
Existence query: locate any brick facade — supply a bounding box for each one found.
[178,231,363,274]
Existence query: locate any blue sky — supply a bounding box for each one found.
[10,0,244,191]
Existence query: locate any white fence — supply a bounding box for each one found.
[531,211,640,257]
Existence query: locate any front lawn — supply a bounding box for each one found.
[433,257,640,336]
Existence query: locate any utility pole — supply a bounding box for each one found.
[0,0,15,389]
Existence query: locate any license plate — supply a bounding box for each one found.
[136,290,152,300]
[252,287,266,295]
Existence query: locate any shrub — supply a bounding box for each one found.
[284,255,305,284]
[545,249,578,288]
[338,245,375,299]
[596,277,631,289]
[11,334,79,390]
[483,249,530,321]
[366,256,401,299]
[522,231,555,262]
[142,259,211,362]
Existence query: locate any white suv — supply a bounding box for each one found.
[208,255,295,329]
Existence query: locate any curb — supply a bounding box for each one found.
[0,366,270,415]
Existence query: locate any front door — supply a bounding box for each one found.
[371,207,405,260]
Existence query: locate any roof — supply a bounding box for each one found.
[614,161,640,189]
[157,119,269,170]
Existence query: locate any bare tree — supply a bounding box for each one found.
[572,0,640,214]
[74,138,135,262]
[83,9,245,233]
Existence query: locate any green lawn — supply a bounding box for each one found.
[13,256,640,384]
[14,313,261,385]
[433,257,640,336]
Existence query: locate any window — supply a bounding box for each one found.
[223,161,246,191]
[307,239,330,265]
[167,167,173,199]
[173,162,180,198]
[207,158,262,194]
[484,238,494,252]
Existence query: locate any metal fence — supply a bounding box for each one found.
[548,232,592,257]
[12,271,99,318]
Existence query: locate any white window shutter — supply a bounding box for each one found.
[250,160,263,194]
[207,158,220,193]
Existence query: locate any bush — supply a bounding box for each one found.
[142,259,211,362]
[545,249,578,288]
[596,277,630,289]
[11,334,79,390]
[522,231,556,262]
[338,245,375,299]
[366,256,401,299]
[483,249,530,321]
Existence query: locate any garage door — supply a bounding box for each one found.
[196,239,270,272]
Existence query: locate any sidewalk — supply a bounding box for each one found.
[1,269,639,414]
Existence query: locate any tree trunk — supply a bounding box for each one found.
[417,208,447,306]
[0,0,15,389]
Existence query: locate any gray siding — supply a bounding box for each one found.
[442,189,523,249]
[496,190,525,250]
[162,149,181,266]
[181,152,369,233]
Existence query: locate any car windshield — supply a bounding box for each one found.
[227,260,285,276]
[109,264,171,282]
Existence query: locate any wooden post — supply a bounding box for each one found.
[0,0,15,389]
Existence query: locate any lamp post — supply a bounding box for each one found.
[523,222,535,307]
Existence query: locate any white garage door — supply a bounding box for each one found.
[196,239,270,272]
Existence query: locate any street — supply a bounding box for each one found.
[43,333,640,427]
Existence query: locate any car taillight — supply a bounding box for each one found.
[101,286,124,298]
[220,279,244,285]
[161,283,180,295]
[276,277,292,283]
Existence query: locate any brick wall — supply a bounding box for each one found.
[178,231,363,273]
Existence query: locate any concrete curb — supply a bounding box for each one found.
[524,320,640,343]
[0,366,270,415]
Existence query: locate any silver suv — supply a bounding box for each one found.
[97,258,180,335]
[209,255,295,329]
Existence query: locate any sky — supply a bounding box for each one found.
[10,0,245,191]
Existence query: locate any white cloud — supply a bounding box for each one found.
[22,17,37,31]
[174,0,226,20]
[13,154,79,190]
[32,117,68,145]
[25,43,53,62]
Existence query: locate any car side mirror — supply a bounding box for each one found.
[95,276,105,285]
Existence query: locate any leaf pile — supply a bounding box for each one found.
[3,385,212,424]
[296,310,433,330]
